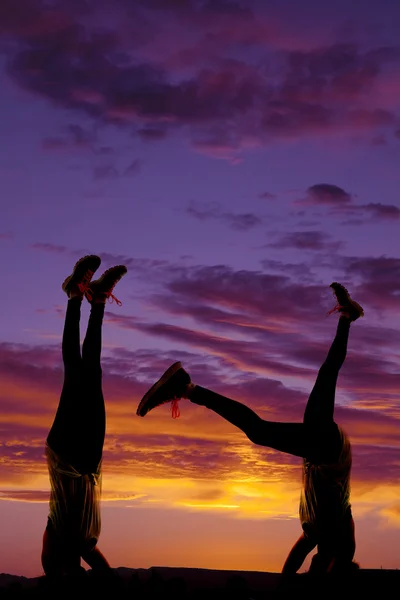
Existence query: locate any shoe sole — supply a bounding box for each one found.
[137,361,182,416]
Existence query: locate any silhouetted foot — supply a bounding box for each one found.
[136,362,192,418]
[328,282,364,321]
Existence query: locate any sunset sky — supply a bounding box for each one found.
[1,0,400,579]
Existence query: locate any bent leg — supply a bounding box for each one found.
[189,386,309,458]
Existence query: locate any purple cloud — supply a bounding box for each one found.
[306,184,353,205]
[137,127,168,141]
[30,242,69,254]
[296,184,399,223]
[363,203,400,219]
[371,134,387,145]
[1,2,400,160]
[266,231,344,252]
[259,192,276,200]
[123,159,141,176]
[342,256,400,311]
[93,164,119,180]
[187,201,263,231]
[42,122,96,153]
[41,124,94,152]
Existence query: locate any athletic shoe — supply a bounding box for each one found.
[86,265,127,305]
[328,282,364,321]
[136,362,192,418]
[62,255,101,298]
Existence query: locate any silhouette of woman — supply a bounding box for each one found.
[41,255,127,578]
[136,283,363,575]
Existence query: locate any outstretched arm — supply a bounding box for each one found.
[81,545,111,571]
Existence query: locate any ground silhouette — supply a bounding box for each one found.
[0,566,399,599]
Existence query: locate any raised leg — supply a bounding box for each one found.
[302,316,351,462]
[61,297,82,370]
[304,317,350,427]
[47,298,83,461]
[79,302,106,471]
[189,386,310,458]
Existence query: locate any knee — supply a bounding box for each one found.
[246,425,263,446]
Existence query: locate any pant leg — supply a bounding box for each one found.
[303,317,351,427]
[190,386,310,458]
[47,298,83,458]
[79,303,106,471]
[82,303,104,371]
[61,297,82,370]
[47,302,105,472]
[302,317,351,462]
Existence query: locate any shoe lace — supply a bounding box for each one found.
[78,269,94,300]
[171,398,180,419]
[327,303,343,316]
[106,292,122,306]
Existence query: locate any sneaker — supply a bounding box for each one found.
[328,282,364,321]
[86,265,128,305]
[62,255,101,298]
[136,362,191,418]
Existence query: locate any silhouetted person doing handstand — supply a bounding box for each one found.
[136,283,363,576]
[41,255,127,577]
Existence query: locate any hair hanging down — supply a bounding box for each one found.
[299,427,352,531]
[45,443,102,548]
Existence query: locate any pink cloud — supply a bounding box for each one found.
[2,3,399,160]
[294,183,399,222]
[1,336,400,489]
[187,202,263,230]
[0,0,73,39]
[343,256,400,311]
[30,243,69,254]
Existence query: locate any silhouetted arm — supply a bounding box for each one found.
[81,545,111,571]
[282,532,317,575]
